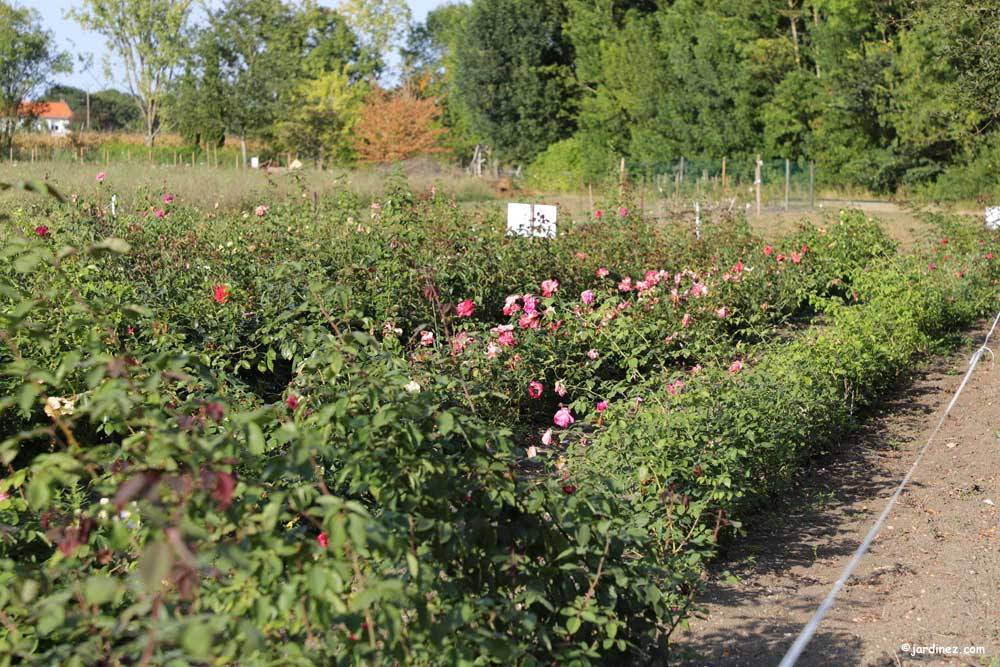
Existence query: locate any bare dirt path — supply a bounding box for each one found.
[673,321,1000,666]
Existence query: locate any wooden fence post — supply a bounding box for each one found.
[809,161,815,208]
[754,154,762,218]
[619,157,626,201]
[721,156,727,190]
[784,158,790,211]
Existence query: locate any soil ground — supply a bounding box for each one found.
[673,321,1000,667]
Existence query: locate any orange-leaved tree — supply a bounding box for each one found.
[352,87,447,163]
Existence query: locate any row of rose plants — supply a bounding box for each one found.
[1,175,997,664]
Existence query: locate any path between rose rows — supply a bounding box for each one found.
[674,320,1000,667]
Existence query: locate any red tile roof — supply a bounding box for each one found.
[16,100,73,120]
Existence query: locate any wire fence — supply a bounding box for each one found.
[630,158,817,209]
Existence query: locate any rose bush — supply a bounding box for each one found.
[1,175,998,664]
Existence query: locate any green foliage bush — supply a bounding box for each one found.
[523,136,590,192]
[1,177,997,664]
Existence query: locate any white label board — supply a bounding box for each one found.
[986,206,1000,231]
[250,156,260,169]
[506,203,557,238]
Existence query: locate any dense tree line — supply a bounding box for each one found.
[3,0,999,194]
[439,0,1000,194]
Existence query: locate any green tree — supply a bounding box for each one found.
[563,3,664,179]
[300,4,374,80]
[274,66,366,164]
[402,3,476,159]
[0,2,70,155]
[69,0,192,146]
[206,0,309,165]
[337,0,412,80]
[165,32,227,149]
[454,0,577,165]
[90,89,141,131]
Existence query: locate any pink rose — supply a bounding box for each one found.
[554,407,574,428]
[681,313,693,328]
[595,400,608,413]
[716,306,729,319]
[503,295,521,316]
[154,208,166,219]
[95,171,106,183]
[451,332,474,355]
[618,277,632,292]
[555,380,567,397]
[586,349,599,360]
[526,445,538,459]
[596,268,609,278]
[420,330,434,346]
[518,311,541,329]
[541,279,559,297]
[690,283,708,298]
[456,299,475,317]
[492,324,516,347]
[581,290,595,305]
[541,428,552,446]
[163,193,174,204]
[594,210,603,219]
[255,205,268,217]
[618,206,629,218]
[522,294,539,314]
[764,245,774,257]
[527,381,544,399]
[729,360,744,374]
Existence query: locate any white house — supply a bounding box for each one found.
[15,100,74,135]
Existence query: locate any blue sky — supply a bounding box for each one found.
[25,0,453,90]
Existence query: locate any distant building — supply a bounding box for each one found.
[13,100,74,135]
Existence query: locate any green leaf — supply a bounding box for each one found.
[406,552,419,578]
[181,621,213,657]
[27,476,51,509]
[247,423,265,455]
[37,603,65,636]
[566,616,581,635]
[437,412,455,436]
[84,575,117,605]
[136,540,172,593]
[89,238,131,256]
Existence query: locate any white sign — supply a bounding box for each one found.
[506,203,557,238]
[250,156,260,169]
[986,206,1000,231]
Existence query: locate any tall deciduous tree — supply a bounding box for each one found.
[337,0,412,80]
[0,2,70,155]
[275,66,366,164]
[352,88,446,163]
[206,0,306,166]
[69,0,192,147]
[454,0,577,165]
[402,3,475,159]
